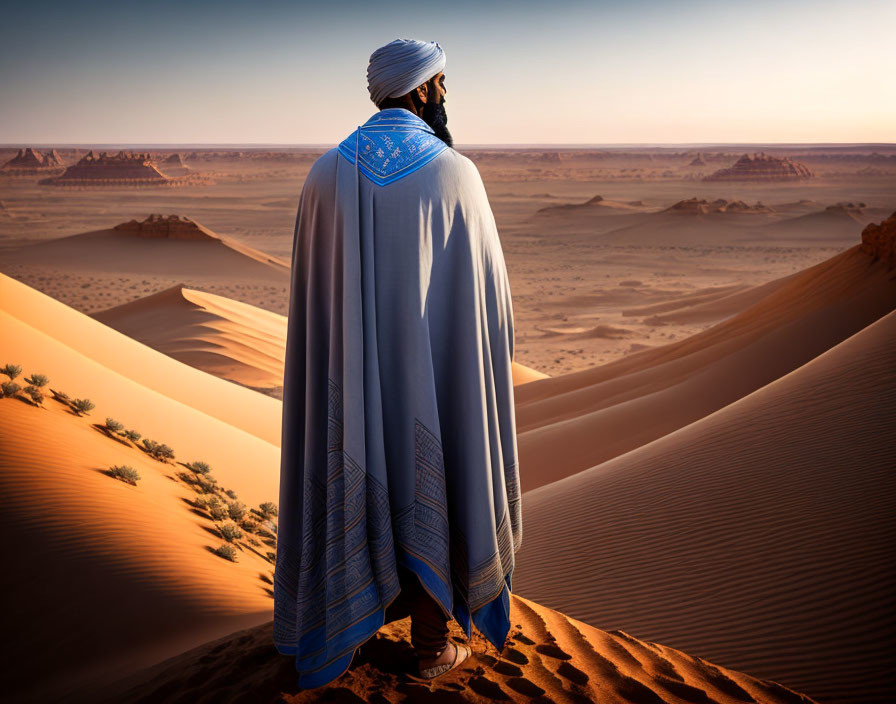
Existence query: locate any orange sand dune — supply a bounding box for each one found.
[0,395,276,702]
[96,593,817,704]
[514,244,896,491]
[0,273,281,446]
[87,280,545,393]
[91,283,288,396]
[514,309,896,704]
[1,214,288,281]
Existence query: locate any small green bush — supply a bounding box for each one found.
[225,488,238,500]
[209,503,228,521]
[24,373,49,388]
[1,364,22,380]
[219,522,243,542]
[50,389,70,403]
[259,501,278,518]
[105,418,124,433]
[214,544,238,561]
[188,461,212,475]
[109,464,140,485]
[1,381,21,398]
[72,398,95,415]
[227,501,247,521]
[124,429,141,442]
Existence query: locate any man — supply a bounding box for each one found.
[274,38,521,688]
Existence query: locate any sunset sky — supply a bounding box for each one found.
[2,0,893,145]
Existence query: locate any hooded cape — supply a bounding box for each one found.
[274,107,521,688]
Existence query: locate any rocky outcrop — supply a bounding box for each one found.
[860,210,896,269]
[663,197,774,214]
[689,153,706,166]
[703,152,813,182]
[1,147,66,172]
[112,214,217,241]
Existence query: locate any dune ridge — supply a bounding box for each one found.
[514,243,896,491]
[514,308,896,704]
[94,593,817,704]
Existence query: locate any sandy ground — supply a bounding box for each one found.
[1,146,894,703]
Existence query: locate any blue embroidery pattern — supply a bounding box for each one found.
[337,108,448,186]
[273,377,399,684]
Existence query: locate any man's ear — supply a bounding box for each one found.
[415,81,429,105]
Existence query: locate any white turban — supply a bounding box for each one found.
[367,38,446,106]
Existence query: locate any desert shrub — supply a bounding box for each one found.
[219,522,243,542]
[109,464,140,485]
[24,373,49,388]
[1,381,21,398]
[50,388,70,403]
[72,398,95,416]
[265,551,276,563]
[23,385,44,404]
[259,501,278,518]
[1,364,22,380]
[214,544,238,561]
[142,438,175,461]
[105,418,124,433]
[195,494,220,510]
[197,475,218,493]
[239,517,258,533]
[124,429,141,442]
[209,503,228,521]
[188,461,212,475]
[225,488,238,500]
[227,501,247,521]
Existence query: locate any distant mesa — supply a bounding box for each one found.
[860,210,896,270]
[825,201,865,216]
[39,150,208,187]
[2,147,66,172]
[688,153,706,166]
[160,152,192,176]
[663,197,774,215]
[703,151,813,182]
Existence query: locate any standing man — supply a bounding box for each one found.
[274,38,521,688]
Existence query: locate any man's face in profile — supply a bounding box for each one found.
[420,72,452,148]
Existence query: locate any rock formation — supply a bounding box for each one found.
[860,210,896,269]
[703,152,813,182]
[39,150,206,187]
[112,214,217,241]
[689,153,706,166]
[663,197,774,214]
[1,147,66,172]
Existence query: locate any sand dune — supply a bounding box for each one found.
[0,273,281,446]
[514,243,896,491]
[95,593,817,704]
[91,283,288,396]
[1,214,288,281]
[87,280,544,395]
[0,392,277,702]
[514,308,896,704]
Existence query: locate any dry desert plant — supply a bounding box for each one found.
[214,544,238,562]
[71,398,95,416]
[1,363,22,380]
[109,464,140,485]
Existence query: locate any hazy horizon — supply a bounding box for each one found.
[2,0,894,145]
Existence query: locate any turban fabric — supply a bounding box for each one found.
[367,38,446,106]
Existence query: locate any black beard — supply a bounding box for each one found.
[421,98,453,148]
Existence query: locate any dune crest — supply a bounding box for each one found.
[94,593,817,704]
[514,308,896,704]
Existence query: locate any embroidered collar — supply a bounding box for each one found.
[337,108,448,186]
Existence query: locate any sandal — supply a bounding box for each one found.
[417,641,471,679]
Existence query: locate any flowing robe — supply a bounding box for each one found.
[274,107,521,688]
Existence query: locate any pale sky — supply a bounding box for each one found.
[1,0,894,145]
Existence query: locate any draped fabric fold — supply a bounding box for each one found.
[274,107,521,688]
